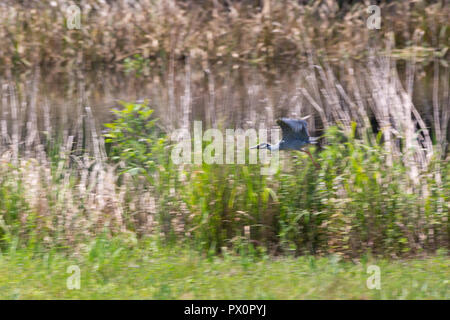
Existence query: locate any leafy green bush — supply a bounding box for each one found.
[104,102,182,242]
[123,54,150,78]
[104,102,167,181]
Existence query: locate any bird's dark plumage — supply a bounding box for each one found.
[276,118,317,150]
[277,118,310,144]
[250,117,320,168]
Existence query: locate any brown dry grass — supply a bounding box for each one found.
[1,0,448,75]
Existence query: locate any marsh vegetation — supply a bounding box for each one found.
[0,0,448,299]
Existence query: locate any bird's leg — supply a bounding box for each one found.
[301,149,320,169]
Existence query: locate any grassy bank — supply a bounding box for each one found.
[0,239,448,299]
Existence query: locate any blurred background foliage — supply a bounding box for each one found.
[1,0,448,74]
[0,0,448,259]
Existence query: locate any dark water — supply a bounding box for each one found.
[1,59,448,154]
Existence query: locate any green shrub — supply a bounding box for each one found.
[104,102,181,242]
[104,101,166,180]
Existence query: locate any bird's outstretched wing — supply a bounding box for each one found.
[276,118,310,142]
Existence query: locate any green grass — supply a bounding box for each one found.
[0,239,448,299]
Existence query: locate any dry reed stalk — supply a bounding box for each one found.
[318,63,351,130]
[43,97,51,144]
[300,88,328,129]
[1,82,11,150]
[182,54,191,130]
[205,67,216,127]
[9,82,19,165]
[347,66,373,143]
[168,32,177,130]
[441,66,449,154]
[25,67,40,157]
[75,55,85,154]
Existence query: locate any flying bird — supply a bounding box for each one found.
[251,117,320,169]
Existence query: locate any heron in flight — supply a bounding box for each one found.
[251,117,320,169]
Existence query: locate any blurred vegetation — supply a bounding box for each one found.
[2,102,447,259]
[0,0,448,261]
[104,102,166,178]
[0,239,448,299]
[0,0,448,76]
[0,0,448,301]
